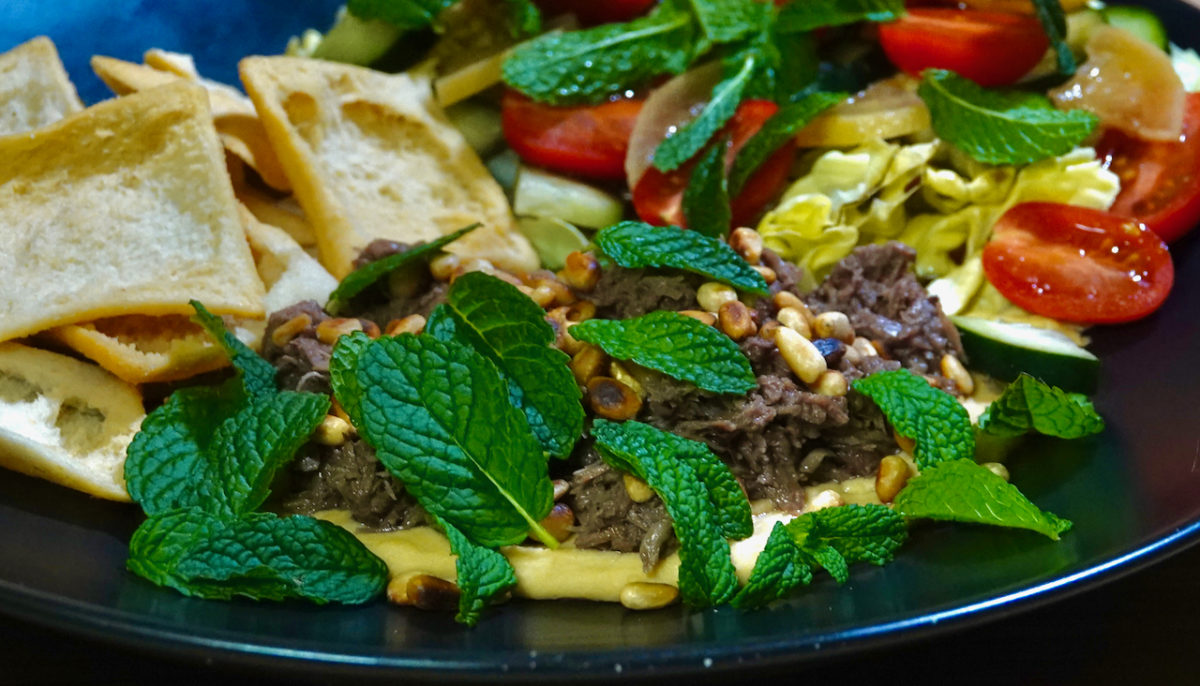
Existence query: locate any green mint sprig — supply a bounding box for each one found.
[894,460,1073,540]
[570,311,758,394]
[326,224,479,314]
[594,221,769,295]
[775,0,904,33]
[125,304,385,604]
[425,272,583,458]
[918,69,1098,165]
[682,141,733,238]
[439,517,519,626]
[851,369,975,469]
[733,505,906,609]
[1029,0,1075,76]
[728,91,844,194]
[592,419,748,606]
[979,374,1105,439]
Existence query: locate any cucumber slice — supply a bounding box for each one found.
[513,166,624,230]
[516,216,589,270]
[309,10,402,66]
[951,316,1100,393]
[1103,6,1169,51]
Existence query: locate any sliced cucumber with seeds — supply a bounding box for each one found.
[513,166,624,230]
[952,316,1100,394]
[1103,6,1169,51]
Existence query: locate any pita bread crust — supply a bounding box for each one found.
[0,37,82,136]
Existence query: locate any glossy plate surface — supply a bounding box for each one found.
[2,0,1199,679]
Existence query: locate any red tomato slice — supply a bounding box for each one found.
[533,0,656,25]
[982,202,1174,324]
[1098,92,1200,244]
[877,9,1049,87]
[501,90,644,180]
[632,99,796,229]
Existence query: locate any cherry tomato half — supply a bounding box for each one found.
[1098,92,1200,243]
[982,202,1174,324]
[632,100,796,229]
[501,90,644,181]
[533,0,657,25]
[878,9,1049,87]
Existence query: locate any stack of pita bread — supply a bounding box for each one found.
[0,37,536,501]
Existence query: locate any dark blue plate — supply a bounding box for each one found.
[2,0,1199,679]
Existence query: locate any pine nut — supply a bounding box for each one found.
[270,313,312,347]
[609,361,644,398]
[718,300,757,341]
[562,251,602,292]
[875,455,911,503]
[407,574,461,611]
[808,489,844,511]
[983,462,1010,481]
[316,317,364,345]
[776,306,813,339]
[758,320,780,341]
[623,473,655,503]
[678,310,717,326]
[776,326,827,383]
[852,337,877,358]
[619,582,679,610]
[458,257,495,277]
[697,282,737,313]
[331,398,352,424]
[387,268,422,299]
[385,314,427,337]
[894,431,916,455]
[753,265,777,284]
[587,377,642,420]
[813,311,854,344]
[812,370,848,397]
[529,284,558,308]
[773,291,808,315]
[940,353,975,395]
[528,276,575,307]
[429,253,461,281]
[539,502,575,543]
[729,227,764,264]
[566,300,596,322]
[570,344,609,385]
[314,414,353,446]
[552,479,570,500]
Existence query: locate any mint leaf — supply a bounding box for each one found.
[979,374,1105,439]
[682,141,732,238]
[425,272,583,459]
[1030,0,1075,76]
[326,224,478,314]
[347,0,457,30]
[728,91,843,194]
[212,392,330,515]
[191,301,277,397]
[439,518,518,626]
[775,0,904,33]
[731,522,813,609]
[689,0,770,48]
[895,459,1072,540]
[342,334,557,548]
[501,3,695,105]
[592,419,739,607]
[594,419,751,539]
[794,504,907,566]
[918,69,1098,165]
[174,513,388,604]
[852,369,974,469]
[652,51,757,172]
[570,311,757,394]
[504,0,542,37]
[594,221,769,295]
[329,331,373,425]
[128,508,224,596]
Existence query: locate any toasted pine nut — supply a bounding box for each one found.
[331,398,352,424]
[758,320,780,341]
[539,502,575,543]
[620,582,679,610]
[753,265,777,284]
[316,318,364,345]
[777,306,813,339]
[813,311,854,344]
[552,479,570,500]
[270,313,312,347]
[571,344,609,385]
[808,489,844,512]
[429,253,461,281]
[875,455,912,503]
[776,326,827,383]
[773,291,808,314]
[623,473,655,503]
[562,251,602,292]
[940,353,975,395]
[566,300,597,322]
[609,361,644,398]
[458,258,495,277]
[729,227,764,264]
[529,284,558,308]
[894,431,916,455]
[314,414,353,446]
[983,462,1010,481]
[407,574,461,611]
[587,377,642,420]
[812,370,848,397]
[852,337,877,358]
[385,314,427,337]
[678,309,717,326]
[718,300,757,341]
[697,282,738,313]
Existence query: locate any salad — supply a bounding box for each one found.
[2,0,1197,629]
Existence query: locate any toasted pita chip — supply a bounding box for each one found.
[240,56,538,279]
[240,205,338,314]
[143,48,199,79]
[236,184,318,250]
[0,342,143,501]
[0,36,83,135]
[0,81,265,343]
[90,55,290,191]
